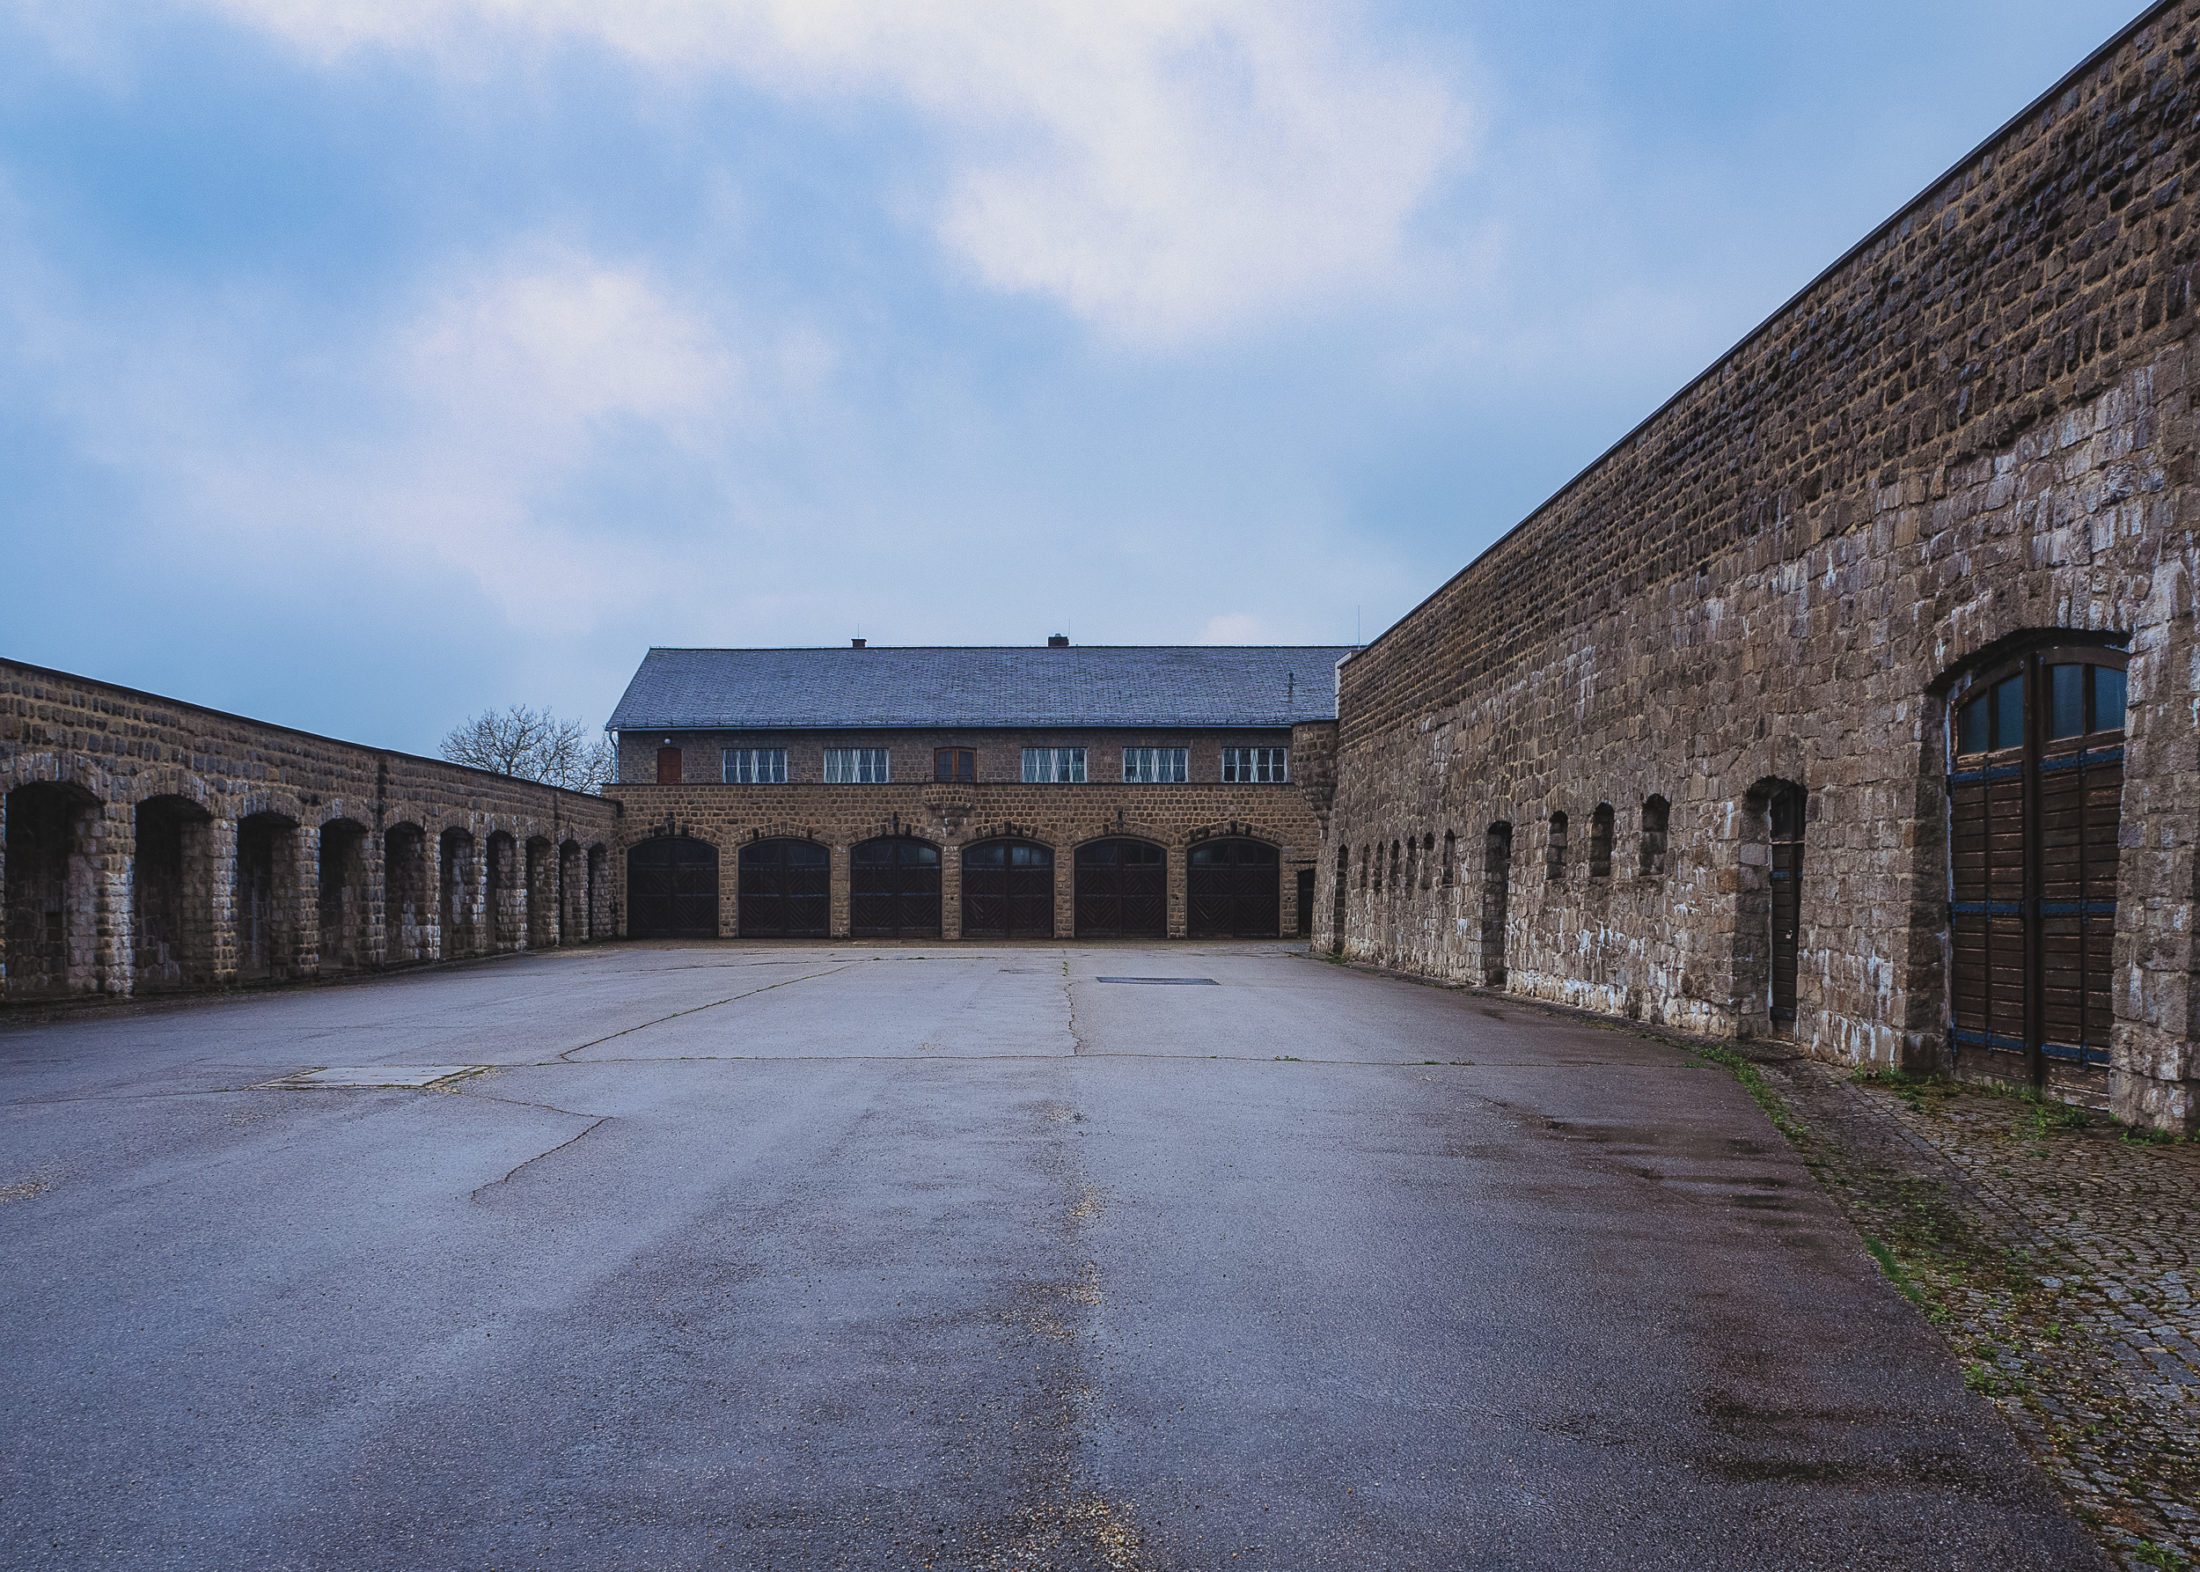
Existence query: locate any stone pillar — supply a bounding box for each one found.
[830,843,850,939]
[91,797,135,997]
[293,822,321,980]
[208,817,240,987]
[940,845,963,941]
[1167,845,1187,939]
[362,827,387,969]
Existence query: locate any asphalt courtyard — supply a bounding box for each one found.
[0,942,2104,1571]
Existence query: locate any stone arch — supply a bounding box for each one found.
[485,830,520,952]
[383,822,434,965]
[586,843,611,940]
[1482,822,1513,988]
[236,809,303,983]
[1588,804,1614,880]
[133,792,216,994]
[525,834,557,949]
[558,839,585,945]
[1736,777,1808,1039]
[439,827,480,958]
[3,778,106,1000]
[1639,795,1670,877]
[317,817,372,975]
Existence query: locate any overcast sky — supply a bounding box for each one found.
[0,0,2146,753]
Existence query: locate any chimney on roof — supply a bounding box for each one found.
[850,637,866,649]
[1047,634,1070,648]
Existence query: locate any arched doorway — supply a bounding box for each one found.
[317,819,370,975]
[1074,839,1167,938]
[1482,823,1512,987]
[738,839,830,937]
[237,811,301,982]
[134,794,214,993]
[1946,641,2127,1080]
[1187,837,1280,938]
[628,836,718,938]
[850,837,940,939]
[4,781,102,999]
[962,840,1054,939]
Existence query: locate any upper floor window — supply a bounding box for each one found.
[935,747,975,784]
[824,747,890,784]
[723,748,787,785]
[1022,747,1087,784]
[1222,747,1289,784]
[1123,747,1188,783]
[656,746,682,785]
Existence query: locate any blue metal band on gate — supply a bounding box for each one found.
[2041,1040,2111,1067]
[1948,901,2022,916]
[2037,900,2118,917]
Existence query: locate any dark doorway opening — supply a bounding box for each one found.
[1295,868,1315,937]
[134,795,214,993]
[236,812,300,982]
[962,840,1055,939]
[317,819,370,975]
[1187,838,1280,938]
[4,782,101,999]
[850,837,941,938]
[1074,839,1167,938]
[628,836,720,939]
[384,824,432,964]
[738,839,831,937]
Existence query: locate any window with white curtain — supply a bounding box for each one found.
[1021,747,1087,783]
[823,748,890,784]
[1221,747,1289,783]
[722,748,787,784]
[1122,747,1188,783]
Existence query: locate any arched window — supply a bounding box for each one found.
[1588,804,1614,879]
[1639,795,1670,877]
[1545,812,1568,881]
[1405,835,1418,892]
[1421,832,1436,889]
[1442,830,1457,888]
[1371,843,1382,894]
[1946,639,2128,1078]
[1389,840,1401,889]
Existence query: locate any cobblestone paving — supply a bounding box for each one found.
[1728,1046,2200,1571]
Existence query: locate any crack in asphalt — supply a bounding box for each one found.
[469,1114,613,1201]
[550,961,863,1063]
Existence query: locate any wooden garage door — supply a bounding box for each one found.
[738,839,829,938]
[1948,645,2125,1078]
[627,836,718,939]
[1187,838,1279,939]
[850,837,941,939]
[962,840,1054,939]
[1074,839,1167,938]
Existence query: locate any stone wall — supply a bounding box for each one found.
[1321,0,2200,1131]
[605,772,1331,939]
[0,659,621,1002]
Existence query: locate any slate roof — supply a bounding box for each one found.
[607,646,1354,732]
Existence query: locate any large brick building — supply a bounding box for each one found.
[602,642,1347,942]
[1317,0,2200,1131]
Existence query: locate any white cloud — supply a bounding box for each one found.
[0,222,815,630]
[178,0,1470,345]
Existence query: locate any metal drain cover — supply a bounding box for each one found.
[1095,977,1218,986]
[263,1065,484,1090]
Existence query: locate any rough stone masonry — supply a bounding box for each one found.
[1319,0,2200,1132]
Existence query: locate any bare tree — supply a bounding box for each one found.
[441,705,616,794]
